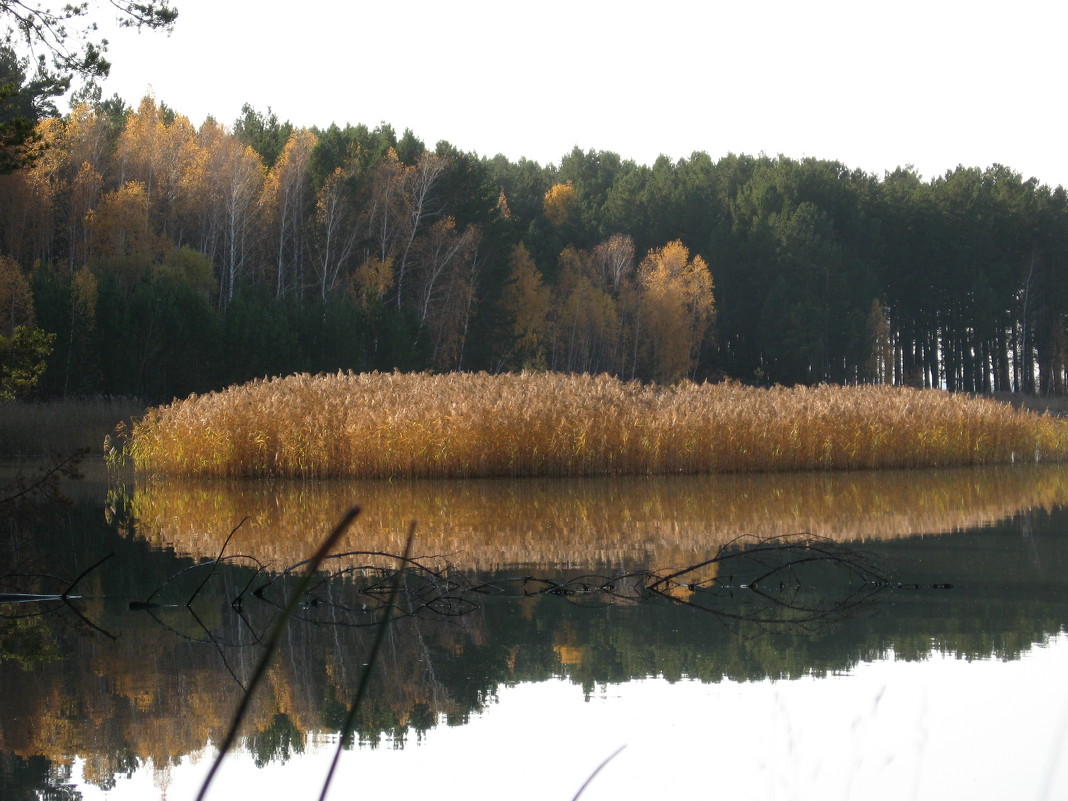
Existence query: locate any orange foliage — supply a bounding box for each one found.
[637,240,716,382]
[87,181,162,286]
[500,243,551,369]
[543,181,575,226]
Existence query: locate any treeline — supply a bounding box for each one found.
[2,95,1068,401]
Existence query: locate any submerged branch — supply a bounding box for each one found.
[186,516,250,606]
[128,531,901,643]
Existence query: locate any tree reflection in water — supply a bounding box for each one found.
[3,469,1068,798]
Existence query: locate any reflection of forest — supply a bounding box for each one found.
[4,475,1068,794]
[125,465,1068,568]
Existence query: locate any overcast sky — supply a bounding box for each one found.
[93,0,1067,187]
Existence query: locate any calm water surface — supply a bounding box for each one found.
[2,464,1068,800]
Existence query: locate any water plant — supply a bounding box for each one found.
[126,371,1068,478]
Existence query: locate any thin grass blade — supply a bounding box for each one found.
[318,521,416,801]
[194,505,360,801]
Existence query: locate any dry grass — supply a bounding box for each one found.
[0,397,145,457]
[126,372,1068,479]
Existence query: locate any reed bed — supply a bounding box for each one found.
[127,371,1068,479]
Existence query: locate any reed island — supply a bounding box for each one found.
[123,371,1068,479]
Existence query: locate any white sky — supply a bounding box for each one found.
[91,0,1068,187]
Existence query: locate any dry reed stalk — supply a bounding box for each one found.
[127,372,1068,479]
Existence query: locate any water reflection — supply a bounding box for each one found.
[65,644,1065,801]
[125,464,1068,568]
[2,466,1068,798]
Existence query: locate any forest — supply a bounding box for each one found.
[3,67,1068,402]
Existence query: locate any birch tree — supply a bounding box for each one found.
[394,150,446,309]
[591,233,635,294]
[262,129,315,298]
[414,216,481,370]
[636,240,716,382]
[218,140,265,308]
[312,166,359,299]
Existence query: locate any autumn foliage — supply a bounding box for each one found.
[4,94,1068,402]
[1,98,490,396]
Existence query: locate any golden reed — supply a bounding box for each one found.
[127,372,1068,478]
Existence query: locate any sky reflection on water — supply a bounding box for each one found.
[6,465,1068,801]
[72,634,1068,801]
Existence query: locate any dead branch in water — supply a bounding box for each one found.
[128,531,903,641]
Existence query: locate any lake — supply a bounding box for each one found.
[2,463,1068,800]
